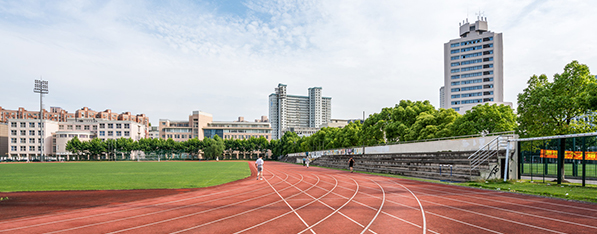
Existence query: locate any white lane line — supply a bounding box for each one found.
[234,174,340,234]
[387,179,597,213]
[388,180,427,234]
[310,176,469,234]
[263,173,314,234]
[360,179,385,234]
[358,182,567,234]
[44,172,291,234]
[279,173,379,233]
[399,182,597,221]
[168,171,322,234]
[107,171,309,234]
[297,176,360,234]
[390,185,597,231]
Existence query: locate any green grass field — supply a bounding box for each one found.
[522,163,597,177]
[0,161,251,192]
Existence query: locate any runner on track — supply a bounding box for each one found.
[348,157,355,173]
[306,158,310,168]
[255,155,264,180]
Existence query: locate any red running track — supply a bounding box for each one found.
[1,161,597,234]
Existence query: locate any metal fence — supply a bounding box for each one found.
[517,133,597,186]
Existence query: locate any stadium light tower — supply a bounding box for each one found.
[34,79,48,162]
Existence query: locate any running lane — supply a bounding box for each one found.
[1,161,597,234]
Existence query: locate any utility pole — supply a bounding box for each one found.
[34,79,49,162]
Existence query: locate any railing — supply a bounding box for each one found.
[468,136,511,173]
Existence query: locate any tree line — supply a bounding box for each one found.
[66,61,595,159]
[66,135,270,160]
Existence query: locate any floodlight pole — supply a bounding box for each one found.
[34,79,49,162]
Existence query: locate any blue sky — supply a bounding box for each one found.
[1,0,596,125]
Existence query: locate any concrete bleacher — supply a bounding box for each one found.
[285,150,506,182]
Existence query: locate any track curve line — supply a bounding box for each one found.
[360,179,385,234]
[388,180,427,234]
[297,175,359,234]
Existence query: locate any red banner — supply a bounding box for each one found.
[540,149,597,160]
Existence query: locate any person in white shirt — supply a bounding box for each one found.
[255,156,264,180]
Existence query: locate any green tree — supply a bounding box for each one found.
[517,61,596,137]
[451,103,516,136]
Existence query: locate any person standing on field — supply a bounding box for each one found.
[255,155,264,180]
[348,157,355,173]
[306,158,310,168]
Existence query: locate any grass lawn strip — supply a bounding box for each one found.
[0,161,250,192]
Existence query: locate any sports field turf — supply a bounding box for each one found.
[0,161,251,192]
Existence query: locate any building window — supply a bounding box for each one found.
[462,99,483,104]
[11,146,17,151]
[29,122,35,128]
[484,98,494,102]
[451,88,460,92]
[99,131,105,136]
[20,122,26,128]
[461,85,483,91]
[451,69,460,73]
[461,72,483,78]
[461,65,482,72]
[451,81,460,86]
[462,79,483,84]
[450,49,459,54]
[167,134,173,138]
[11,122,17,128]
[484,84,494,89]
[29,138,35,143]
[11,138,17,143]
[483,50,493,55]
[451,62,460,67]
[29,130,35,135]
[59,125,64,130]
[20,130,26,135]
[108,123,113,128]
[125,131,130,137]
[483,57,494,62]
[461,52,482,59]
[20,146,26,151]
[38,130,41,136]
[99,123,105,128]
[483,77,494,82]
[450,43,460,47]
[451,94,460,98]
[161,134,165,138]
[461,92,483,98]
[116,123,121,128]
[460,45,482,52]
[451,75,460,79]
[20,138,26,143]
[66,125,73,130]
[450,56,459,60]
[483,36,493,41]
[483,71,494,75]
[451,101,460,105]
[108,131,113,136]
[84,125,90,130]
[11,130,17,135]
[124,124,130,129]
[116,131,121,137]
[29,146,35,151]
[484,91,494,95]
[452,107,460,111]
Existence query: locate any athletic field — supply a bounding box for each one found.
[2,161,597,233]
[0,161,250,192]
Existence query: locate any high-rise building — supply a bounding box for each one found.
[442,17,511,114]
[269,84,332,140]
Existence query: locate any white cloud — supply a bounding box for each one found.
[0,0,596,125]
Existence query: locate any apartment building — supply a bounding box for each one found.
[441,17,511,114]
[7,119,59,160]
[203,120,272,140]
[158,111,213,141]
[269,84,332,140]
[0,106,149,128]
[0,123,7,159]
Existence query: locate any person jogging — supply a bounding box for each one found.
[305,158,310,168]
[255,155,264,180]
[348,157,355,173]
